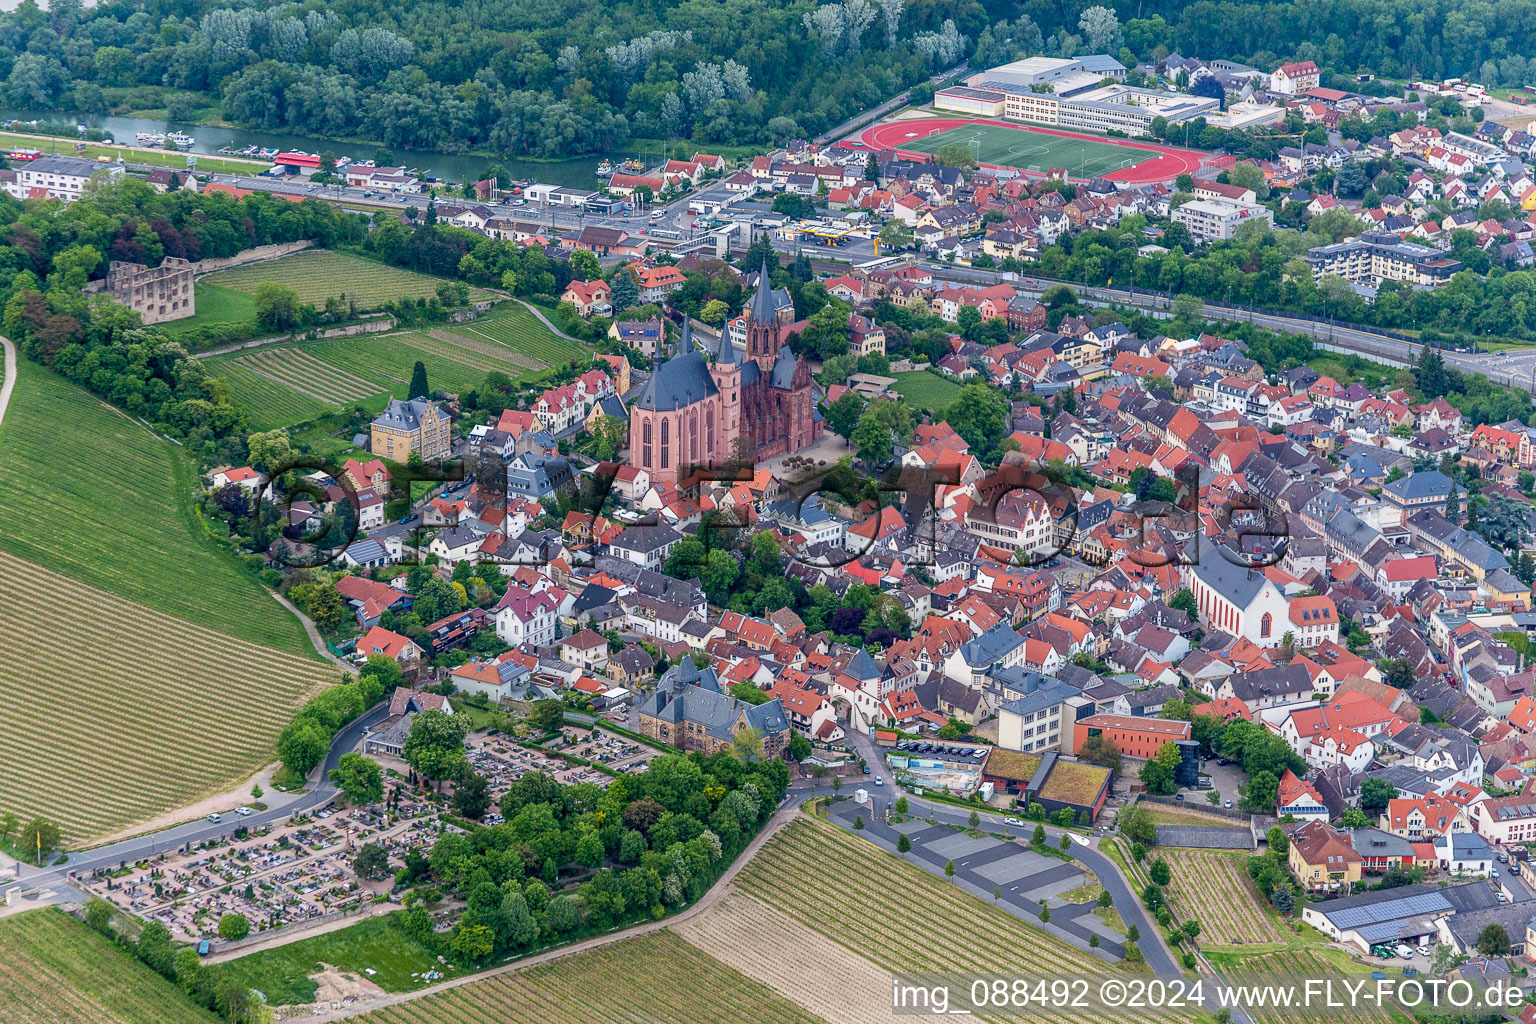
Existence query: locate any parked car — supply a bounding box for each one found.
[1224,800,1233,808]
[1174,794,1184,801]
[235,806,252,816]
[875,777,884,786]
[1395,944,1415,959]
[1416,946,1430,957]
[861,765,870,775]
[198,940,210,956]
[1004,817,1024,827]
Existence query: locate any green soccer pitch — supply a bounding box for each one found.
[899,123,1147,177]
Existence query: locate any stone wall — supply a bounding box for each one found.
[190,239,315,276]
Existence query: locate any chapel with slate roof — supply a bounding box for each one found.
[627,262,821,483]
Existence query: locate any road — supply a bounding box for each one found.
[813,61,969,145]
[0,334,14,432]
[24,701,393,886]
[787,250,1530,392]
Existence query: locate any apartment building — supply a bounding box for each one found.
[1172,198,1274,242]
[1304,231,1463,288]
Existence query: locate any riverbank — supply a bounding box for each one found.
[0,130,270,176]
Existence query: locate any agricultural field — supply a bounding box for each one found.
[0,359,315,655]
[890,370,963,412]
[678,889,926,1024]
[1223,949,1387,1024]
[205,303,589,430]
[0,550,336,844]
[201,249,495,310]
[1159,848,1290,948]
[0,908,222,1024]
[359,931,830,1024]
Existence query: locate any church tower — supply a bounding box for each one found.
[706,319,739,464]
[745,259,781,371]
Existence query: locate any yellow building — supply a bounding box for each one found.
[371,397,450,463]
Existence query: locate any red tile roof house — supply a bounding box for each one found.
[562,279,612,316]
[357,625,423,666]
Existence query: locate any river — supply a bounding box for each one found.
[0,107,623,188]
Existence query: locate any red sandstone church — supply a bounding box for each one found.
[627,263,821,483]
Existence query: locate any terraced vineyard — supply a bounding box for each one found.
[677,889,920,1024]
[0,908,222,1024]
[732,817,1201,1023]
[0,359,315,654]
[360,931,829,1024]
[1235,950,1388,1024]
[0,551,336,843]
[201,249,495,309]
[237,347,387,404]
[1160,849,1288,947]
[205,304,588,430]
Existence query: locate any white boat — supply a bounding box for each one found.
[168,132,195,150]
[135,131,165,146]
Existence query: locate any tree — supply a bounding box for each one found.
[1361,777,1397,816]
[1239,770,1279,813]
[1270,884,1294,913]
[85,897,113,934]
[1266,825,1290,855]
[700,299,730,325]
[1059,833,1071,850]
[354,843,390,880]
[944,859,955,877]
[453,773,493,818]
[570,249,602,281]
[853,814,865,829]
[731,726,766,762]
[409,360,429,399]
[1078,733,1122,771]
[609,269,639,311]
[20,818,61,862]
[247,430,292,475]
[253,282,305,332]
[1139,741,1182,795]
[527,699,565,733]
[1476,923,1511,955]
[897,833,912,856]
[1168,589,1198,616]
[1032,823,1047,846]
[1149,859,1172,885]
[402,709,470,787]
[1039,905,1051,922]
[329,753,383,805]
[943,383,1007,454]
[1077,5,1122,51]
[1097,889,1113,909]
[894,796,909,814]
[1089,933,1100,948]
[217,913,251,941]
[968,809,980,829]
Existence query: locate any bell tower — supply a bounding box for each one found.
[707,318,740,463]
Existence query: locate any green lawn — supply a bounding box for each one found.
[899,122,1148,176]
[163,281,257,339]
[202,249,496,310]
[0,358,316,656]
[890,369,964,412]
[212,913,456,1005]
[0,909,222,1024]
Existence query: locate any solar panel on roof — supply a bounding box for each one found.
[1326,892,1451,929]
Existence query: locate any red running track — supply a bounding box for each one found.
[855,117,1207,185]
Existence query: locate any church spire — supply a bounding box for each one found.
[749,258,776,326]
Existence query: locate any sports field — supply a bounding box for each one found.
[205,303,589,430]
[858,116,1204,184]
[901,122,1145,177]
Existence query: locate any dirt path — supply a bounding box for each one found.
[516,299,582,343]
[271,590,356,673]
[320,802,804,1020]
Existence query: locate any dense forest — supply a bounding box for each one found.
[0,0,1531,158]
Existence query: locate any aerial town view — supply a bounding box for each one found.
[9,1,1536,1022]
